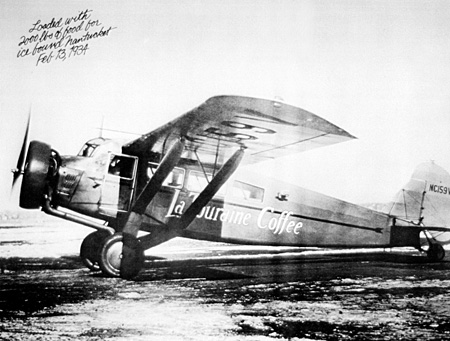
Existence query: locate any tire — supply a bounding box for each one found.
[427,243,445,262]
[19,141,52,209]
[80,231,110,271]
[99,233,144,279]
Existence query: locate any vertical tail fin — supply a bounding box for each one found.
[388,161,450,230]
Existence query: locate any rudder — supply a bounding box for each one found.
[388,161,450,245]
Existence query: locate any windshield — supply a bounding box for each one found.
[78,137,107,157]
[78,143,98,157]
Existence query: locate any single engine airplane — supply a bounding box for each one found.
[14,96,450,279]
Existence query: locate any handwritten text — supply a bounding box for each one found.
[17,9,116,66]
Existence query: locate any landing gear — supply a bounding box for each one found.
[80,231,110,271]
[427,243,445,262]
[98,233,144,279]
[420,230,446,262]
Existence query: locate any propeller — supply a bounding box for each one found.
[12,110,31,188]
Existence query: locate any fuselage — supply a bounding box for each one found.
[53,143,404,248]
[152,166,395,247]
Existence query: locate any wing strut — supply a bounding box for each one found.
[139,147,245,250]
[122,137,185,236]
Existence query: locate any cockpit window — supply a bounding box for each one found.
[78,138,106,157]
[79,143,98,157]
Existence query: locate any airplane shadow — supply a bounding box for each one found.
[135,251,450,282]
[0,256,85,272]
[136,256,251,282]
[2,251,450,282]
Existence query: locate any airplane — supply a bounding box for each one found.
[13,95,450,279]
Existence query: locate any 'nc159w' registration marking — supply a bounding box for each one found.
[429,184,450,195]
[169,201,303,235]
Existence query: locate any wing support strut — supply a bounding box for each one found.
[122,137,185,236]
[139,147,245,250]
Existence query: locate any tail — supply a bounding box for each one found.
[387,161,450,243]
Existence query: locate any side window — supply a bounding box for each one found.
[186,170,226,197]
[108,155,136,179]
[232,180,264,202]
[147,163,185,189]
[187,171,209,193]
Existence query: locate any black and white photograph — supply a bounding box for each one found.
[1,1,450,339]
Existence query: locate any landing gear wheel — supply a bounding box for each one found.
[80,231,110,271]
[20,141,52,209]
[427,243,445,262]
[99,233,144,279]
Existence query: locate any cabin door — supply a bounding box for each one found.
[99,154,138,217]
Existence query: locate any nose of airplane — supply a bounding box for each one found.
[19,140,56,209]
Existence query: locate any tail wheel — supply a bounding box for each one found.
[80,231,111,271]
[427,243,445,262]
[19,141,52,209]
[99,233,144,279]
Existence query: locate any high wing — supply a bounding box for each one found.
[123,95,355,165]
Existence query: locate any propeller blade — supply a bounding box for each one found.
[12,110,31,187]
[12,170,21,188]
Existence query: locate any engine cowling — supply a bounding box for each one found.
[19,140,56,209]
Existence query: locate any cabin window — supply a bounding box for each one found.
[147,163,185,189]
[108,155,136,179]
[186,170,209,193]
[186,170,226,197]
[231,180,264,202]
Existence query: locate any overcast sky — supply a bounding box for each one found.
[1,0,450,210]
